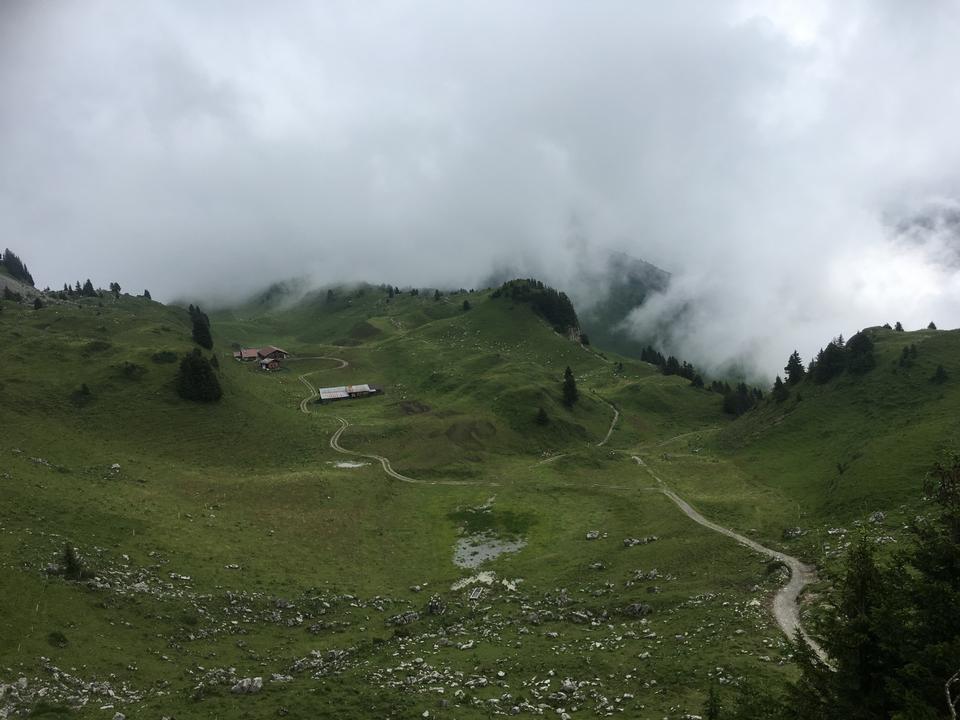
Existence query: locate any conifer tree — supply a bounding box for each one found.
[143,289,151,300]
[462,299,471,311]
[785,350,806,385]
[772,375,789,402]
[1,248,35,286]
[562,366,578,408]
[177,349,222,401]
[894,321,904,331]
[189,304,213,350]
[535,407,549,425]
[82,279,96,297]
[927,321,937,330]
[33,297,43,310]
[932,364,948,384]
[845,330,876,374]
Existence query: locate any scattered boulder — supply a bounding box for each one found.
[624,603,653,618]
[585,530,600,540]
[389,610,420,626]
[230,677,263,694]
[869,511,886,524]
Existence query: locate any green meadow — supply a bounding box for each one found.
[1,286,956,718]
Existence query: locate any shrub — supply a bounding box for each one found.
[151,350,178,364]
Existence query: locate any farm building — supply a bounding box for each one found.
[233,345,290,363]
[259,356,280,371]
[317,384,381,403]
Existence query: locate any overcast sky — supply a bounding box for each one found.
[2,1,960,375]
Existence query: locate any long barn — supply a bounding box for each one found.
[317,384,380,403]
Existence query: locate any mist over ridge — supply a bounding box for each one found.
[4,1,960,376]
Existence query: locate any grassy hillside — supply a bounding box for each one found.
[6,286,953,718]
[718,326,960,517]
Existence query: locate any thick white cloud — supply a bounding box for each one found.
[2,1,959,375]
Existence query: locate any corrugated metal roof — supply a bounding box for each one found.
[319,389,350,400]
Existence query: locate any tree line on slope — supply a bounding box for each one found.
[0,248,34,286]
[640,345,765,417]
[771,324,949,403]
[491,279,580,335]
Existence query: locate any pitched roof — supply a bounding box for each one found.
[258,345,289,356]
[235,348,259,359]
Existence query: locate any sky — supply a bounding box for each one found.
[2,1,960,376]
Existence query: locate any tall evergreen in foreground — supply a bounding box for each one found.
[562,366,578,408]
[745,457,960,719]
[177,349,222,402]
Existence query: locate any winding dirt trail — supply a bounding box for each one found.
[595,394,620,447]
[297,357,491,486]
[631,455,828,663]
[328,416,494,486]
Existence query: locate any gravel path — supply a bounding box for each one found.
[631,455,828,663]
[297,358,490,486]
[595,394,620,447]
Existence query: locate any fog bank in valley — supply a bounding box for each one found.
[3,1,960,376]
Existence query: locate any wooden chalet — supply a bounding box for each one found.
[233,345,290,371]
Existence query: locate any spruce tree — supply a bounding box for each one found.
[845,331,876,374]
[143,289,151,300]
[82,279,96,297]
[894,321,904,331]
[927,321,937,330]
[177,349,222,401]
[785,350,806,385]
[189,304,213,350]
[462,299,471,311]
[772,375,789,402]
[562,366,578,408]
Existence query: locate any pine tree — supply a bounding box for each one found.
[1,248,35,286]
[772,375,789,402]
[143,289,151,300]
[33,297,43,310]
[785,350,806,385]
[931,364,948,384]
[894,321,904,331]
[189,304,213,350]
[434,289,441,301]
[845,331,875,374]
[82,279,96,297]
[462,299,471,311]
[927,321,937,330]
[562,366,578,408]
[177,349,222,401]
